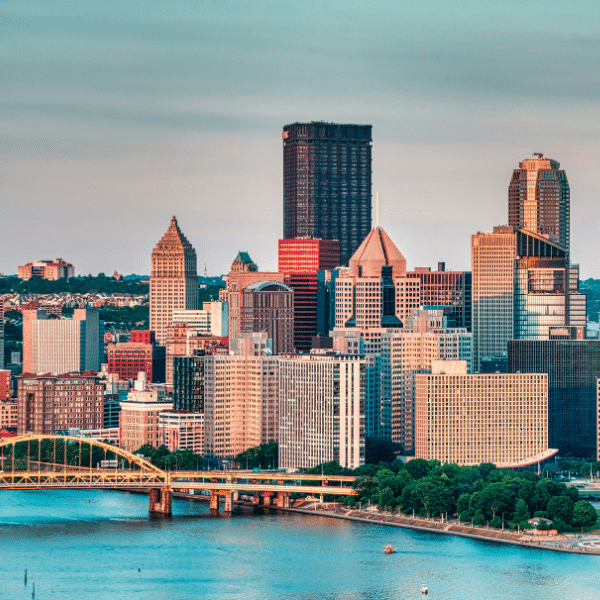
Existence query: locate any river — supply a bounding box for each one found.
[1,490,598,600]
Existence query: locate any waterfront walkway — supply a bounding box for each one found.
[282,502,600,555]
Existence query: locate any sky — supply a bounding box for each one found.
[2,0,599,278]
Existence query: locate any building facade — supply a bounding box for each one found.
[158,410,204,454]
[22,308,101,375]
[118,384,173,452]
[172,355,205,413]
[471,226,585,372]
[278,354,365,471]
[508,154,570,251]
[415,366,552,467]
[239,282,295,354]
[283,122,372,266]
[203,334,279,462]
[278,238,340,352]
[107,331,166,383]
[18,258,74,281]
[17,372,104,435]
[508,338,600,459]
[149,216,198,345]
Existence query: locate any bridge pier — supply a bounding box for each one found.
[210,490,234,513]
[210,490,220,512]
[149,488,172,516]
[262,491,273,506]
[276,492,290,509]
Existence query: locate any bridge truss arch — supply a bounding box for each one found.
[0,434,167,490]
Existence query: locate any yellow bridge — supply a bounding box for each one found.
[0,434,357,515]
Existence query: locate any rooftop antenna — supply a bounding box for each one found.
[376,190,380,228]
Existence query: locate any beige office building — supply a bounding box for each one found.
[415,364,553,467]
[203,333,279,462]
[150,216,198,345]
[278,354,365,471]
[22,308,101,375]
[119,385,173,453]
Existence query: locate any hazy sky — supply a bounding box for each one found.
[2,1,599,278]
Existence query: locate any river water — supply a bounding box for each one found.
[0,490,598,600]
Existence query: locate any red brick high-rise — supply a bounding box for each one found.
[278,238,340,352]
[107,331,166,383]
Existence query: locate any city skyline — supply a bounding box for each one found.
[2,1,600,279]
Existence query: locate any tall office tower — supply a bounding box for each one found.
[17,372,104,435]
[107,331,166,383]
[471,226,585,372]
[278,354,365,471]
[22,308,101,374]
[388,309,472,453]
[282,122,372,266]
[509,333,600,459]
[150,216,198,345]
[509,154,570,250]
[407,263,472,330]
[203,333,279,463]
[415,363,553,467]
[278,238,340,351]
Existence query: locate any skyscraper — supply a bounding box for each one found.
[150,216,198,345]
[278,238,340,351]
[508,154,570,251]
[471,226,585,372]
[509,336,600,459]
[283,122,372,265]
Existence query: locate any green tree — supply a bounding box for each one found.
[456,493,471,515]
[546,495,574,525]
[472,509,486,526]
[378,487,396,511]
[365,437,403,464]
[571,501,598,532]
[475,483,515,520]
[405,458,431,480]
[513,498,530,523]
[234,442,278,470]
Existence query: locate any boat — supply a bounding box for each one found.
[421,585,428,594]
[384,544,395,554]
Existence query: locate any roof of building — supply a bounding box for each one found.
[152,216,195,255]
[348,227,407,278]
[244,281,293,293]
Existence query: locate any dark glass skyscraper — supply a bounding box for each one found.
[282,122,372,266]
[508,337,600,459]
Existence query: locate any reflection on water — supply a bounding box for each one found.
[0,490,599,600]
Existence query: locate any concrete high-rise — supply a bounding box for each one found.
[278,354,365,471]
[22,308,101,375]
[509,154,570,250]
[150,216,198,345]
[283,122,372,266]
[415,363,553,467]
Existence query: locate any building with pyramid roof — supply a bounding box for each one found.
[150,217,198,345]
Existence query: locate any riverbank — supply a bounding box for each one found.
[287,503,600,555]
[174,491,600,555]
